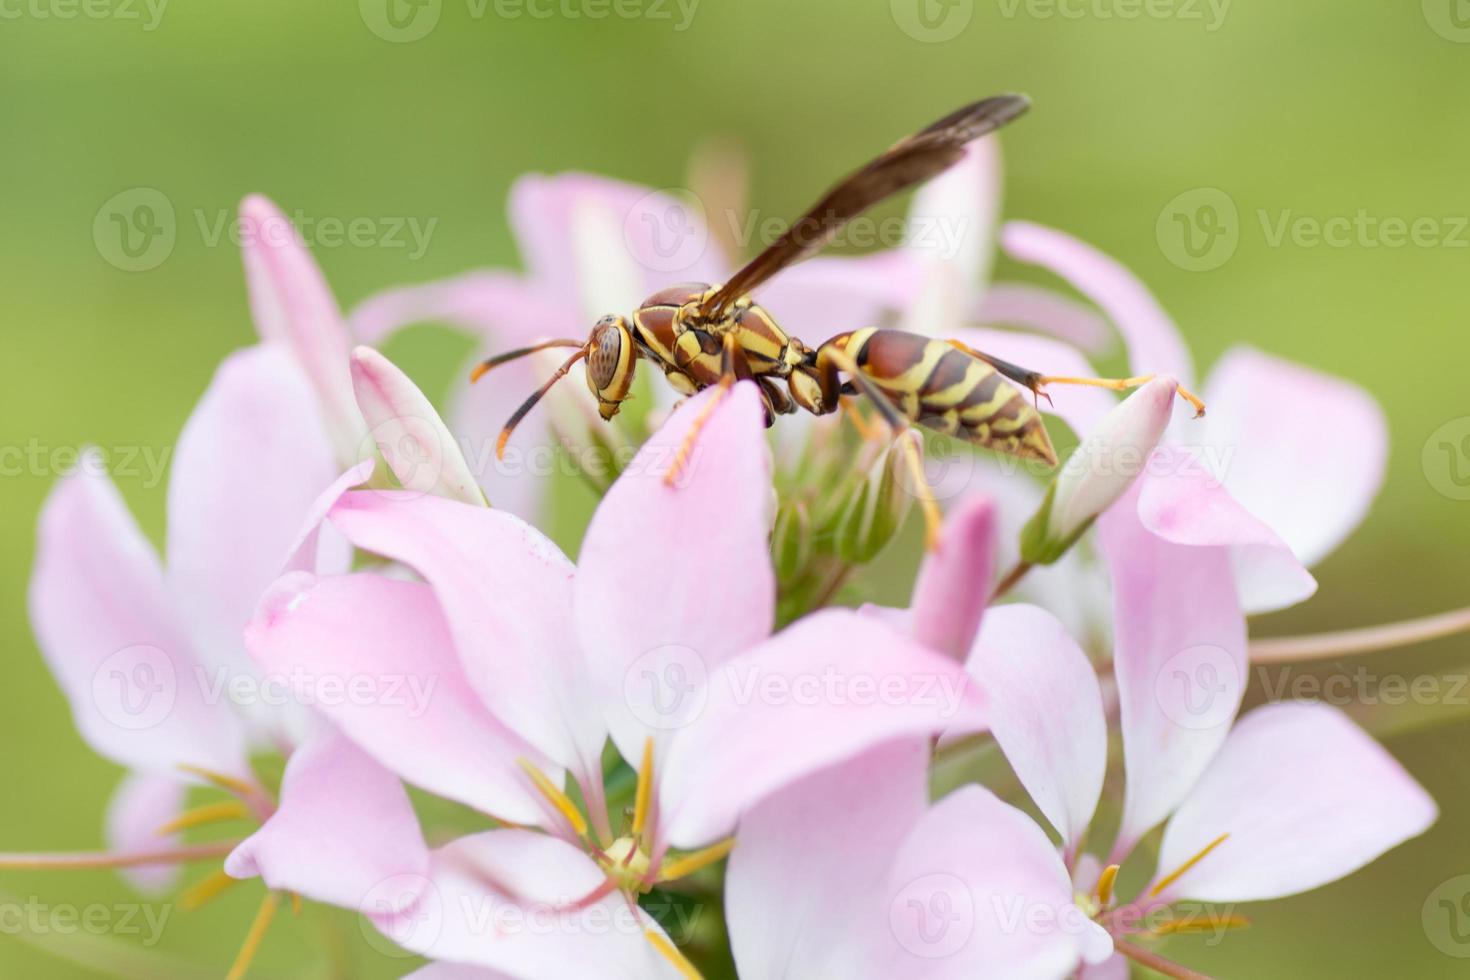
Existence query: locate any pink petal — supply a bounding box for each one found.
[726,740,933,979]
[510,173,725,308]
[325,492,603,794]
[910,495,996,663]
[403,966,515,980]
[239,195,366,462]
[1137,447,1317,613]
[658,609,987,849]
[1078,954,1130,980]
[1151,702,1436,904]
[1097,479,1247,858]
[904,138,1003,300]
[974,283,1114,356]
[369,831,682,978]
[281,459,377,574]
[28,454,249,778]
[970,604,1107,852]
[226,727,429,912]
[245,572,550,825]
[104,772,187,895]
[886,786,1112,978]
[1199,346,1387,568]
[1002,221,1194,386]
[351,346,486,507]
[575,383,775,764]
[166,346,340,719]
[444,349,557,522]
[348,271,568,348]
[951,326,1117,438]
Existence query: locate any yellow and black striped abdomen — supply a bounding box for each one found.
[846,328,1057,465]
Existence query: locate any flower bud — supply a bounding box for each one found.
[1021,377,1178,565]
[832,430,920,564]
[771,500,814,583]
[350,346,487,507]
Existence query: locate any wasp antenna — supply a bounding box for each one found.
[496,347,590,459]
[471,339,586,384]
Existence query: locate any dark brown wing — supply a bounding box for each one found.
[700,94,1031,319]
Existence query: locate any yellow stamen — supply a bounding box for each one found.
[181,868,241,911]
[632,737,655,842]
[1096,863,1120,906]
[657,838,735,884]
[897,433,943,551]
[1150,833,1230,898]
[841,397,880,440]
[645,930,703,979]
[290,892,303,916]
[177,765,257,799]
[1152,913,1250,936]
[156,801,249,837]
[225,891,280,980]
[517,759,588,838]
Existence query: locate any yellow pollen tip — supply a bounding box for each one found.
[517,759,588,838]
[226,891,281,980]
[156,801,250,837]
[645,930,704,979]
[632,737,655,843]
[1150,833,1230,898]
[1096,863,1120,906]
[181,868,241,911]
[657,838,735,884]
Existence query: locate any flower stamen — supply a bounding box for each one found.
[517,758,588,838]
[1096,863,1120,906]
[632,736,655,845]
[656,838,735,884]
[181,868,241,911]
[225,891,280,980]
[156,801,250,837]
[645,929,704,979]
[1152,913,1250,937]
[1150,833,1229,898]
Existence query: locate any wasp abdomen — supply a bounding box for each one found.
[844,328,1057,465]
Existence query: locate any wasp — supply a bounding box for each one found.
[474,96,1204,543]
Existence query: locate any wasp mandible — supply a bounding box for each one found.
[473,96,1205,543]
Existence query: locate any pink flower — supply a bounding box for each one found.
[26,345,359,891]
[237,381,989,976]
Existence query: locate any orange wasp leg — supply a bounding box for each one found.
[1036,373,1207,418]
[663,332,742,488]
[818,344,944,551]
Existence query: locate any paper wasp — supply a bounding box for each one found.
[473,96,1204,542]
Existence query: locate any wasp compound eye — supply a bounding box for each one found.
[588,321,624,393]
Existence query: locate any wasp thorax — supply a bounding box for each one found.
[586,315,635,420]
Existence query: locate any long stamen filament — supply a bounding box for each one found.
[0,841,239,871]
[1250,606,1470,663]
[1114,938,1215,980]
[1150,833,1229,898]
[181,868,241,911]
[225,891,281,980]
[632,737,655,844]
[645,930,704,979]
[517,759,588,838]
[1152,913,1250,936]
[157,801,250,837]
[657,838,735,884]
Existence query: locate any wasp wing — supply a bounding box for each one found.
[700,94,1030,319]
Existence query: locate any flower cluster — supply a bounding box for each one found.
[10,137,1449,980]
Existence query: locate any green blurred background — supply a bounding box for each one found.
[3,1,1469,976]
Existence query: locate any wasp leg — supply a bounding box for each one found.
[663,333,743,488]
[819,345,943,552]
[945,339,1054,411]
[1036,373,1207,418]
